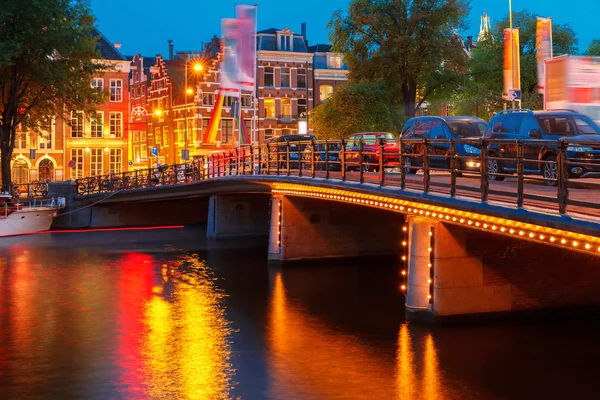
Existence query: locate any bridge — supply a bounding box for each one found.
[51,137,600,322]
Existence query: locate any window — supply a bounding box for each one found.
[15,128,27,149]
[163,126,169,146]
[518,115,540,136]
[245,119,252,140]
[297,69,306,88]
[39,118,54,149]
[109,149,122,174]
[264,67,274,87]
[71,111,84,138]
[70,149,84,179]
[133,145,140,162]
[90,148,103,176]
[320,85,333,102]
[264,128,275,141]
[141,144,148,159]
[281,98,291,118]
[241,94,252,108]
[329,55,342,69]
[155,127,161,145]
[280,68,290,88]
[132,131,139,142]
[140,129,147,141]
[177,120,185,143]
[109,112,122,137]
[38,159,54,181]
[91,112,104,138]
[12,159,28,184]
[264,99,275,118]
[496,114,522,133]
[297,99,307,118]
[200,119,210,142]
[110,79,123,102]
[221,119,233,143]
[92,78,104,91]
[574,117,600,134]
[203,93,215,106]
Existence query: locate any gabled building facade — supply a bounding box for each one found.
[309,44,349,108]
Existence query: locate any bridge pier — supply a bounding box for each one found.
[406,217,600,323]
[207,194,270,239]
[268,194,404,263]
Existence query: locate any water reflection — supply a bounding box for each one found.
[139,255,234,399]
[268,270,455,400]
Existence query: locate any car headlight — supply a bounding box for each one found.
[567,146,593,152]
[463,144,481,155]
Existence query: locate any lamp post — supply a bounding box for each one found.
[509,0,520,109]
[184,59,203,162]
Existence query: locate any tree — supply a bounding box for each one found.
[329,0,470,120]
[586,39,600,56]
[450,10,578,120]
[311,81,397,139]
[0,0,105,191]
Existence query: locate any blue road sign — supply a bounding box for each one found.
[508,89,521,101]
[151,147,158,157]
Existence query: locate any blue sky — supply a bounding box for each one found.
[92,0,598,57]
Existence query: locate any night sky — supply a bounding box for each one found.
[91,0,598,58]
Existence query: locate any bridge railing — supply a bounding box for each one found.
[75,137,600,217]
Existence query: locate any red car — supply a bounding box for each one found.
[345,132,398,172]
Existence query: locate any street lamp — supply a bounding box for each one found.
[184,59,203,162]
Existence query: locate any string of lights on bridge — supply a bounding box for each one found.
[271,184,600,257]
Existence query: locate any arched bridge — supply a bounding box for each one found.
[60,137,600,322]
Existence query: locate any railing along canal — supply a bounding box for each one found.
[75,138,600,217]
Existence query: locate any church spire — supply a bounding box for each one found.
[478,10,491,41]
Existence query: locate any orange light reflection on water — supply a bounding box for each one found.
[140,255,234,399]
[268,271,450,400]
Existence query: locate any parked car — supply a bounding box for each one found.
[301,141,342,171]
[484,109,600,185]
[263,134,317,170]
[399,116,487,175]
[345,132,398,172]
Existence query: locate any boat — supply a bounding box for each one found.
[0,193,65,237]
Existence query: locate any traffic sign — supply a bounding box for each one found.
[182,149,190,161]
[68,160,76,168]
[507,89,521,101]
[151,147,158,157]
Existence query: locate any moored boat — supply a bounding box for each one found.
[0,194,65,237]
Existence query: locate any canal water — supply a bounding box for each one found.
[1,226,599,399]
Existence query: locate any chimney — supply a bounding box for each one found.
[168,40,174,60]
[301,22,307,47]
[466,36,473,51]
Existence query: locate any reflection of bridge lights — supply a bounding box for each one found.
[561,239,567,244]
[585,244,591,249]
[550,237,556,242]
[519,231,524,236]
[573,241,578,247]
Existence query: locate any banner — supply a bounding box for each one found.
[503,28,521,100]
[220,18,241,97]
[235,4,257,92]
[536,17,553,93]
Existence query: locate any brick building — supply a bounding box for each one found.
[309,44,349,107]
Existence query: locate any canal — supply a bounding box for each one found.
[0,226,599,399]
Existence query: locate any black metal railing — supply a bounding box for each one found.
[8,180,50,199]
[74,138,600,217]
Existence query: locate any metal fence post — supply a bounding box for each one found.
[341,138,346,181]
[311,139,316,178]
[423,138,430,193]
[286,142,291,176]
[516,140,524,207]
[359,139,365,184]
[325,140,330,180]
[450,141,456,197]
[256,144,261,175]
[298,141,303,178]
[379,137,385,186]
[480,139,489,202]
[400,138,406,190]
[557,140,569,214]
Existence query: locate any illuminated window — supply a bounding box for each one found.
[264,99,275,118]
[329,55,342,69]
[281,68,290,88]
[71,111,84,138]
[320,85,333,102]
[38,159,54,181]
[109,112,122,137]
[109,149,122,174]
[155,127,161,145]
[39,118,54,149]
[15,127,27,149]
[162,126,169,146]
[177,120,185,143]
[90,148,103,176]
[133,145,140,163]
[297,99,307,118]
[70,149,84,179]
[141,144,148,159]
[281,98,291,118]
[12,159,28,183]
[110,79,123,102]
[91,112,103,138]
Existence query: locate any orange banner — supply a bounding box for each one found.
[503,28,521,100]
[536,18,553,93]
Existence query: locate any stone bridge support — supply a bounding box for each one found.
[406,217,600,322]
[207,194,270,239]
[268,194,404,263]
